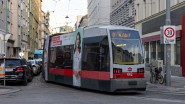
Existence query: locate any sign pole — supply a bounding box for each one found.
[165,0,171,86]
[3,34,6,87]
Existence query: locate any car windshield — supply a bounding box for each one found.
[0,59,21,67]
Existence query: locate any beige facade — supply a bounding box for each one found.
[11,0,30,59]
[29,0,42,58]
[40,11,50,49]
[78,15,88,28]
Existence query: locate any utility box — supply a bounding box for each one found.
[151,60,164,73]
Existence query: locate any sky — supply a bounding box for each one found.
[42,0,87,29]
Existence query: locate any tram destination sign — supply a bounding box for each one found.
[162,25,176,44]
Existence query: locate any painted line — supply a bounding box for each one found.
[127,96,185,103]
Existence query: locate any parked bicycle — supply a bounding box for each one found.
[150,64,164,84]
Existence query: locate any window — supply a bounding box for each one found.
[157,41,164,61]
[82,36,110,71]
[150,41,156,60]
[144,42,149,63]
[49,45,74,69]
[175,38,181,65]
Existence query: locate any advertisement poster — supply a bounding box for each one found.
[73,28,83,87]
[50,33,74,47]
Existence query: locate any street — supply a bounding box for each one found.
[0,73,185,104]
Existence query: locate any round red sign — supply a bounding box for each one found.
[164,27,175,38]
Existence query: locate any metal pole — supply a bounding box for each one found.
[3,34,6,87]
[165,0,171,86]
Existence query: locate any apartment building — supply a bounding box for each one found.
[0,0,7,55]
[29,0,41,58]
[110,0,135,28]
[40,11,50,49]
[135,0,185,76]
[11,0,30,59]
[87,0,111,26]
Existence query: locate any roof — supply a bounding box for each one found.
[84,25,137,31]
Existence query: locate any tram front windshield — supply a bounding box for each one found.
[110,30,143,65]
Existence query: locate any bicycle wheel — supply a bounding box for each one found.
[158,74,164,84]
[150,73,156,83]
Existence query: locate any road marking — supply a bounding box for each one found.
[127,96,185,103]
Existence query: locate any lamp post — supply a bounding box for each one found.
[165,0,171,86]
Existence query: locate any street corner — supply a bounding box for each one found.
[0,87,21,95]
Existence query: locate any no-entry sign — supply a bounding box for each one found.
[163,26,176,44]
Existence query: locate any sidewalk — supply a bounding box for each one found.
[145,71,185,94]
[0,86,21,95]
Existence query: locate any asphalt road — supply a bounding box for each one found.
[0,74,185,104]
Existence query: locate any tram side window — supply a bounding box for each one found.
[82,36,110,72]
[82,43,100,71]
[100,38,110,72]
[49,45,73,69]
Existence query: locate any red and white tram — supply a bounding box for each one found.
[43,25,146,92]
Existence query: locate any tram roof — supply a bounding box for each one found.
[84,25,137,38]
[84,25,137,31]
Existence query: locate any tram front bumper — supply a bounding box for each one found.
[110,78,146,92]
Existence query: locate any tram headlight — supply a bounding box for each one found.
[113,68,122,74]
[137,68,144,73]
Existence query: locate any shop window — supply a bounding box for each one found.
[175,38,181,65]
[144,42,149,63]
[150,41,156,60]
[157,40,164,61]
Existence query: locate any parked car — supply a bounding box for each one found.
[0,58,33,85]
[28,60,40,75]
[26,61,34,77]
[35,59,43,73]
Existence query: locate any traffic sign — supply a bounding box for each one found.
[163,26,176,44]
[19,52,24,57]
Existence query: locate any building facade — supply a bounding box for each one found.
[110,0,135,28]
[29,0,41,58]
[87,0,111,26]
[20,0,30,59]
[11,0,30,59]
[135,0,185,76]
[40,11,50,49]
